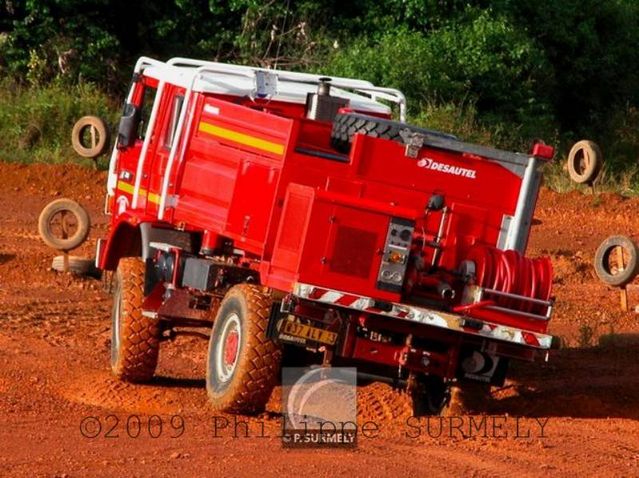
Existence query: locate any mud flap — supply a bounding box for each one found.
[266,301,283,342]
[144,257,159,296]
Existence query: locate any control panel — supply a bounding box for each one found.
[377,217,415,292]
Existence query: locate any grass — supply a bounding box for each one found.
[1,80,638,194]
[0,79,119,167]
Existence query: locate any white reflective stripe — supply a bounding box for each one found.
[352,297,373,309]
[293,282,553,349]
[321,291,343,303]
[204,104,220,115]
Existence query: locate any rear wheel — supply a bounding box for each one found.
[410,375,452,417]
[111,258,160,382]
[206,284,282,414]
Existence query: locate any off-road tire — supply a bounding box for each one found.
[594,235,639,287]
[330,112,456,154]
[111,258,160,382]
[38,198,91,251]
[567,140,603,184]
[71,115,110,158]
[206,284,282,414]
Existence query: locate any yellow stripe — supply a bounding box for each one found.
[117,180,135,194]
[117,180,161,205]
[147,192,161,204]
[198,122,284,155]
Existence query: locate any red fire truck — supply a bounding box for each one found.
[97,56,557,415]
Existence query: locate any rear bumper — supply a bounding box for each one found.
[293,282,555,350]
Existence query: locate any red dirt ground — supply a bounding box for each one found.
[1,162,638,477]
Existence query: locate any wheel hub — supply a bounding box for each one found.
[216,313,241,383]
[224,330,239,367]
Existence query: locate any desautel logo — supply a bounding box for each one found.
[417,157,477,179]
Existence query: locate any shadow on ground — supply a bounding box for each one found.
[488,335,639,420]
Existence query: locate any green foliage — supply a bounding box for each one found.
[0,79,118,165]
[492,0,639,136]
[323,11,556,149]
[1,0,639,183]
[0,1,121,84]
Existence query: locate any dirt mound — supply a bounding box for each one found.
[357,382,413,425]
[59,370,192,415]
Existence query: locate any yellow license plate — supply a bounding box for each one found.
[281,321,337,345]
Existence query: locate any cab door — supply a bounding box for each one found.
[144,85,186,219]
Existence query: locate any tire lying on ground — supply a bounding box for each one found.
[38,198,90,251]
[71,115,110,158]
[330,112,457,154]
[594,235,639,287]
[567,140,603,184]
[51,255,97,275]
[206,284,282,414]
[111,258,160,382]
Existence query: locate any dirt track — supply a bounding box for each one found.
[1,162,638,477]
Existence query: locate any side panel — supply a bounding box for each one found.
[267,185,400,302]
[172,96,293,256]
[266,183,315,290]
[226,160,279,248]
[297,200,397,302]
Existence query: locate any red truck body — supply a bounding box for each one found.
[99,57,556,412]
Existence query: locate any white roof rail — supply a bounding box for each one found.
[144,56,407,121]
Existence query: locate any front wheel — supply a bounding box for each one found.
[206,284,282,414]
[111,257,160,382]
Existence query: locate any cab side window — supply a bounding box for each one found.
[164,94,184,149]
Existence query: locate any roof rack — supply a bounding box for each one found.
[162,57,407,121]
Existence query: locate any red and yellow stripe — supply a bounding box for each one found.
[198,122,284,155]
[117,180,161,205]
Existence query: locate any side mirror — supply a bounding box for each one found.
[117,103,140,148]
